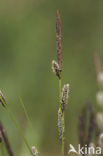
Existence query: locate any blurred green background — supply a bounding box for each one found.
[0,0,103,155]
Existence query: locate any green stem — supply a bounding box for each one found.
[19,97,34,131]
[4,105,33,155]
[59,79,62,108]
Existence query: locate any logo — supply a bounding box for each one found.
[68,144,78,154]
[68,144,102,155]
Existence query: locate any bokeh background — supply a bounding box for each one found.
[0,0,103,155]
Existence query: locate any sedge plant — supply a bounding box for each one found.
[52,10,70,156]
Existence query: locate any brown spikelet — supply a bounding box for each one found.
[0,122,14,156]
[94,52,102,75]
[56,9,62,71]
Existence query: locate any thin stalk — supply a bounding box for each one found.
[59,79,62,107]
[3,104,32,155]
[19,97,34,131]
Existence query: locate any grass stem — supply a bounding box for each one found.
[3,104,33,155]
[19,97,34,131]
[59,79,62,107]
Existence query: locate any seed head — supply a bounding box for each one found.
[52,60,61,79]
[32,146,38,156]
[61,84,69,112]
[0,90,6,107]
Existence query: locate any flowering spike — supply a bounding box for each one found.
[56,9,62,71]
[52,60,61,79]
[58,108,64,139]
[58,108,62,138]
[61,84,69,112]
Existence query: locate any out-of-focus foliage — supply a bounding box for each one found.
[0,0,103,155]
